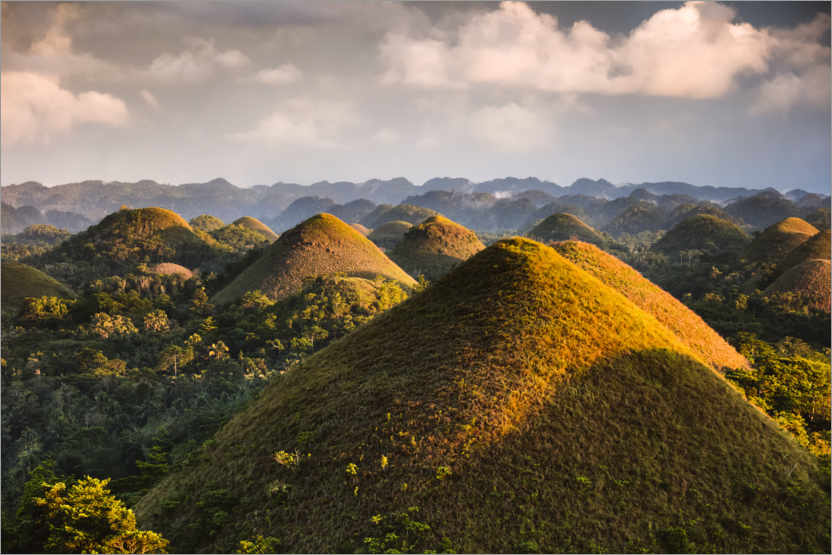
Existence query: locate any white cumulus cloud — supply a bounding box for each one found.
[148,37,251,82]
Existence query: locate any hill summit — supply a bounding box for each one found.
[654,214,750,255]
[231,216,279,242]
[746,217,819,263]
[213,213,416,303]
[767,258,831,313]
[367,220,413,250]
[390,215,485,280]
[137,238,827,553]
[527,213,607,245]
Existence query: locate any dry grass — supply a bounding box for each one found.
[767,259,831,312]
[747,217,819,263]
[1,261,75,311]
[136,238,827,553]
[232,217,279,242]
[368,220,413,250]
[148,262,194,280]
[654,214,750,254]
[527,213,606,245]
[390,215,485,280]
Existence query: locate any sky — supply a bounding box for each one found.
[2,1,830,193]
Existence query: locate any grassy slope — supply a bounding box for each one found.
[654,214,750,254]
[747,217,819,263]
[778,230,831,273]
[350,223,371,236]
[1,261,76,311]
[553,241,749,370]
[189,214,226,232]
[390,215,485,280]
[368,220,413,250]
[767,259,831,312]
[148,262,194,280]
[528,213,606,245]
[137,238,827,553]
[232,217,279,242]
[213,214,416,304]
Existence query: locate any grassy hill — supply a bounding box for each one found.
[136,238,827,553]
[147,262,194,280]
[527,213,607,245]
[189,214,225,232]
[1,261,75,313]
[653,214,750,255]
[350,223,371,236]
[746,217,819,264]
[213,214,416,304]
[390,215,485,280]
[361,203,439,228]
[552,241,749,370]
[368,220,413,250]
[767,259,831,313]
[232,216,279,242]
[779,230,831,274]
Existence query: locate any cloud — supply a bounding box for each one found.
[379,1,828,103]
[469,102,551,152]
[752,65,830,114]
[228,98,358,148]
[255,64,302,85]
[148,37,251,82]
[2,71,129,145]
[140,89,160,109]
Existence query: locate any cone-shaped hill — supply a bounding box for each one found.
[778,230,831,275]
[40,207,222,277]
[361,203,439,228]
[137,238,827,553]
[552,241,749,370]
[212,214,416,304]
[390,215,485,280]
[1,261,75,312]
[746,217,819,263]
[232,216,279,242]
[527,213,607,246]
[367,220,413,250]
[653,214,750,255]
[147,262,194,280]
[766,259,831,313]
[189,214,225,232]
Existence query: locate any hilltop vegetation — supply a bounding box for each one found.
[767,259,831,313]
[1,262,75,314]
[213,214,416,304]
[746,217,819,264]
[189,214,225,232]
[527,213,609,246]
[136,238,828,553]
[390,215,485,280]
[231,217,279,242]
[367,220,412,250]
[654,214,750,256]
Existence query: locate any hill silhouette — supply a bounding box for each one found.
[767,259,831,313]
[137,238,826,553]
[746,217,819,264]
[527,213,607,245]
[390,215,485,280]
[368,220,413,250]
[189,214,225,232]
[1,261,75,312]
[654,214,750,255]
[232,216,279,242]
[552,241,749,370]
[213,214,416,304]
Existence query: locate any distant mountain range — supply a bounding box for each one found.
[2,176,827,234]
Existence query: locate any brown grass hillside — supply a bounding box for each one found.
[778,230,831,275]
[746,217,819,263]
[189,214,225,232]
[552,240,749,370]
[767,259,831,313]
[527,213,607,245]
[1,261,75,312]
[390,215,485,280]
[368,220,413,250]
[148,262,194,280]
[653,214,750,255]
[232,216,279,242]
[136,238,826,554]
[213,213,416,304]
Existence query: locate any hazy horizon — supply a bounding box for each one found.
[2,1,830,193]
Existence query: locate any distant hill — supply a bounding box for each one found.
[270,196,337,232]
[367,220,413,250]
[330,199,377,223]
[147,262,194,280]
[189,214,225,232]
[361,203,440,228]
[390,215,485,280]
[137,238,828,553]
[552,240,749,370]
[213,214,416,304]
[1,261,75,313]
[349,223,370,236]
[3,225,71,246]
[603,201,665,236]
[527,213,607,245]
[232,217,279,242]
[766,259,831,313]
[653,214,750,255]
[726,190,800,229]
[746,217,819,264]
[777,230,831,276]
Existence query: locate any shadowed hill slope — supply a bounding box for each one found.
[390,215,485,280]
[232,216,279,242]
[766,259,831,313]
[778,230,831,274]
[367,220,413,250]
[1,261,76,312]
[527,213,607,245]
[653,214,750,255]
[136,238,826,554]
[746,217,819,264]
[213,214,416,304]
[552,241,749,370]
[189,214,225,232]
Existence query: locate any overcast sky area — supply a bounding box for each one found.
[2,1,830,192]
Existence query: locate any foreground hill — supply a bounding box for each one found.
[552,241,749,370]
[527,213,607,245]
[767,259,831,313]
[367,220,413,250]
[653,214,750,256]
[746,217,819,264]
[390,215,485,280]
[213,214,416,304]
[1,261,75,312]
[137,238,827,553]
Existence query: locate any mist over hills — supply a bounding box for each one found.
[3,176,825,235]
